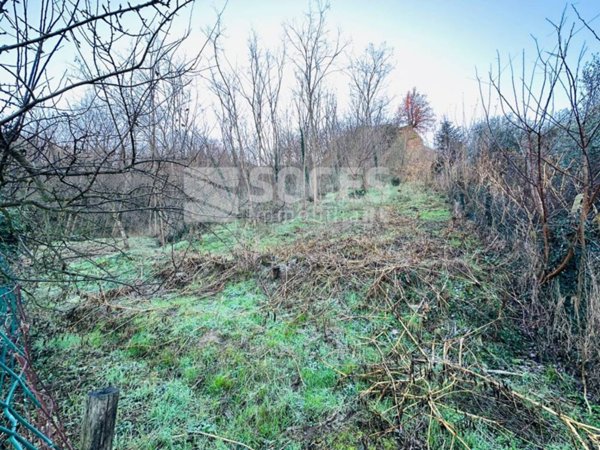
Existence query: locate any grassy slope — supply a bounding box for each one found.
[32,184,599,449]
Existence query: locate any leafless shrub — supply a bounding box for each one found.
[437,9,600,396]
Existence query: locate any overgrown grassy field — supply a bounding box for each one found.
[32,184,599,449]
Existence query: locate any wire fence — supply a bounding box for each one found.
[0,255,70,449]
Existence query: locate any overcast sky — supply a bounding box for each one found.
[189,0,600,130]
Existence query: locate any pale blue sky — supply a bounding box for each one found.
[4,1,600,133]
[189,0,600,127]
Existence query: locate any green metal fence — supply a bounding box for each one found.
[0,254,64,449]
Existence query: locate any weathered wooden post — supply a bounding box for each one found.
[81,387,119,450]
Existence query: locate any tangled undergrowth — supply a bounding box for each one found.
[30,184,599,449]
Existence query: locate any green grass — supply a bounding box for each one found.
[31,182,599,449]
[37,277,375,448]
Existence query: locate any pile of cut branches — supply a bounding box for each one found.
[357,255,600,449]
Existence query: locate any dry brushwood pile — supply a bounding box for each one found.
[31,186,600,449]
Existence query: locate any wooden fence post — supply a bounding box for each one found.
[80,386,119,450]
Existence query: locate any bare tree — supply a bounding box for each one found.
[239,32,286,180]
[206,22,258,218]
[348,43,394,127]
[1,0,195,158]
[454,8,600,398]
[347,42,394,168]
[285,1,346,202]
[0,0,214,282]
